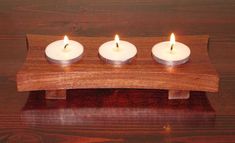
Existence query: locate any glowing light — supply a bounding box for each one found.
[170,33,175,51]
[115,34,120,48]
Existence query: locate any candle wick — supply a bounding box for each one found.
[170,44,174,51]
[116,42,119,48]
[64,44,69,49]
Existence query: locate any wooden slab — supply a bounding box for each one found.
[16,34,219,92]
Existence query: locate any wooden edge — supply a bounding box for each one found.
[207,36,220,93]
[16,35,30,92]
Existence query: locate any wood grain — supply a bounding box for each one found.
[16,34,219,93]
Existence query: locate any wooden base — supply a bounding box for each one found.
[16,35,219,100]
[45,90,67,100]
[168,90,190,99]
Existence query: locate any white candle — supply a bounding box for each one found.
[98,34,137,64]
[152,33,191,66]
[45,36,84,65]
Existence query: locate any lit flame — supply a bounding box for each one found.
[64,35,69,48]
[115,34,120,48]
[170,33,175,51]
[170,33,175,46]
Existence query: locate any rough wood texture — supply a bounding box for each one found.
[16,34,219,92]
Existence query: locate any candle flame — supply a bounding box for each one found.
[170,33,175,51]
[64,35,69,49]
[115,34,120,48]
[170,33,175,46]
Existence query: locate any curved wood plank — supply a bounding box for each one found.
[16,35,219,92]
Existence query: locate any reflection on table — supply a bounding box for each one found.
[21,89,215,133]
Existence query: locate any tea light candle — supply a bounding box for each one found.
[152,33,191,66]
[45,36,84,65]
[98,35,137,65]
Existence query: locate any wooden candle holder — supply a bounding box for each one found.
[16,34,219,100]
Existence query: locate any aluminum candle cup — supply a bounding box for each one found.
[45,36,84,65]
[98,35,137,65]
[152,34,191,66]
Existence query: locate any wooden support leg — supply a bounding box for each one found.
[168,90,190,100]
[45,90,67,100]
